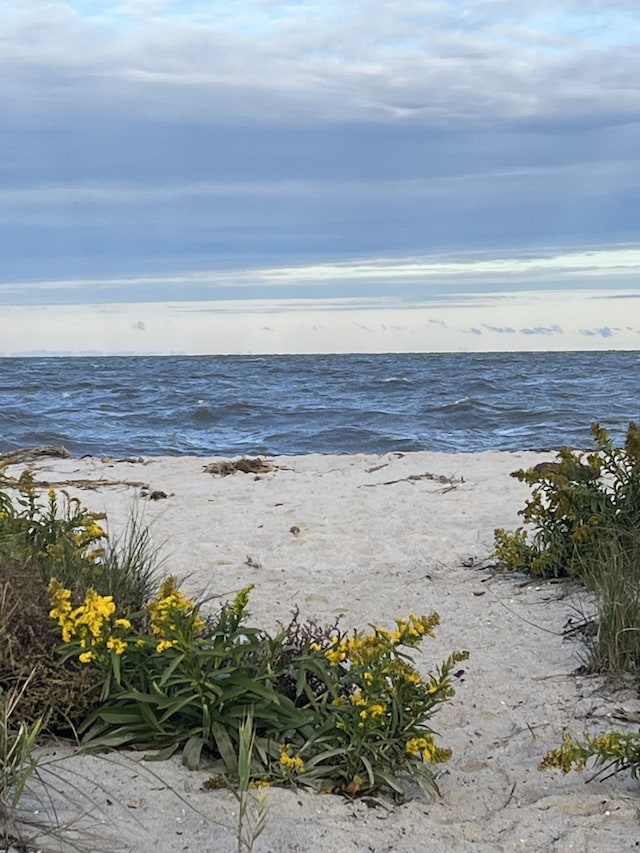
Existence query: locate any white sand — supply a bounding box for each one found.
[7,451,640,852]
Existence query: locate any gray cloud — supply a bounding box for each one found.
[3,2,640,127]
[520,325,563,335]
[483,324,516,333]
[579,326,615,338]
[1,2,639,295]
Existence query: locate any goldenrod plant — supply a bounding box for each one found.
[47,575,466,799]
[541,730,640,783]
[494,421,640,579]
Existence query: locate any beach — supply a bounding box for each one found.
[7,450,640,852]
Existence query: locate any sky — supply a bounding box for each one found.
[1,0,640,355]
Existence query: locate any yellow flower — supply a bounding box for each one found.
[349,689,367,707]
[405,736,430,757]
[146,576,204,636]
[86,548,105,562]
[106,636,128,655]
[279,745,305,773]
[156,639,177,653]
[359,703,386,722]
[325,639,347,665]
[84,520,107,540]
[76,588,115,639]
[405,735,451,764]
[78,650,95,664]
[115,618,132,629]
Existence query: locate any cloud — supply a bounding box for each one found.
[520,325,563,335]
[579,326,614,338]
[1,1,639,347]
[2,1,640,127]
[2,247,640,310]
[483,324,517,333]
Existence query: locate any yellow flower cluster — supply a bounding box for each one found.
[405,735,452,764]
[73,518,107,547]
[380,612,440,646]
[324,612,440,670]
[279,744,305,773]
[540,730,634,775]
[359,703,386,722]
[146,576,204,652]
[49,578,128,662]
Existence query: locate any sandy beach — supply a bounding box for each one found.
[7,450,640,852]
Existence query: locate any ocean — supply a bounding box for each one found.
[0,351,638,457]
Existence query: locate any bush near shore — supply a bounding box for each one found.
[0,466,466,848]
[493,421,640,782]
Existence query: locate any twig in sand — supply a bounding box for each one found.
[359,472,464,489]
[365,463,389,474]
[31,478,149,491]
[500,781,517,810]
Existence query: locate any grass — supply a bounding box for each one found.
[0,673,43,851]
[234,714,269,853]
[579,525,640,676]
[97,511,162,615]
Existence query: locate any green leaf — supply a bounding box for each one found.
[183,735,206,770]
[143,743,180,761]
[360,755,375,788]
[157,652,187,686]
[211,722,238,775]
[413,767,439,798]
[376,770,405,795]
[92,709,144,724]
[158,693,202,723]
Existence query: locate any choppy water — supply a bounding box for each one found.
[0,352,638,457]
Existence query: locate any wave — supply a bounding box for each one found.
[1,351,637,456]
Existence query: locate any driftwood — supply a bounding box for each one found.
[0,446,70,465]
[203,458,277,477]
[31,478,148,491]
[360,472,463,489]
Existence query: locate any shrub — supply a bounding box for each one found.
[0,559,100,734]
[0,473,160,733]
[0,471,108,591]
[277,614,469,798]
[493,421,640,579]
[48,579,467,799]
